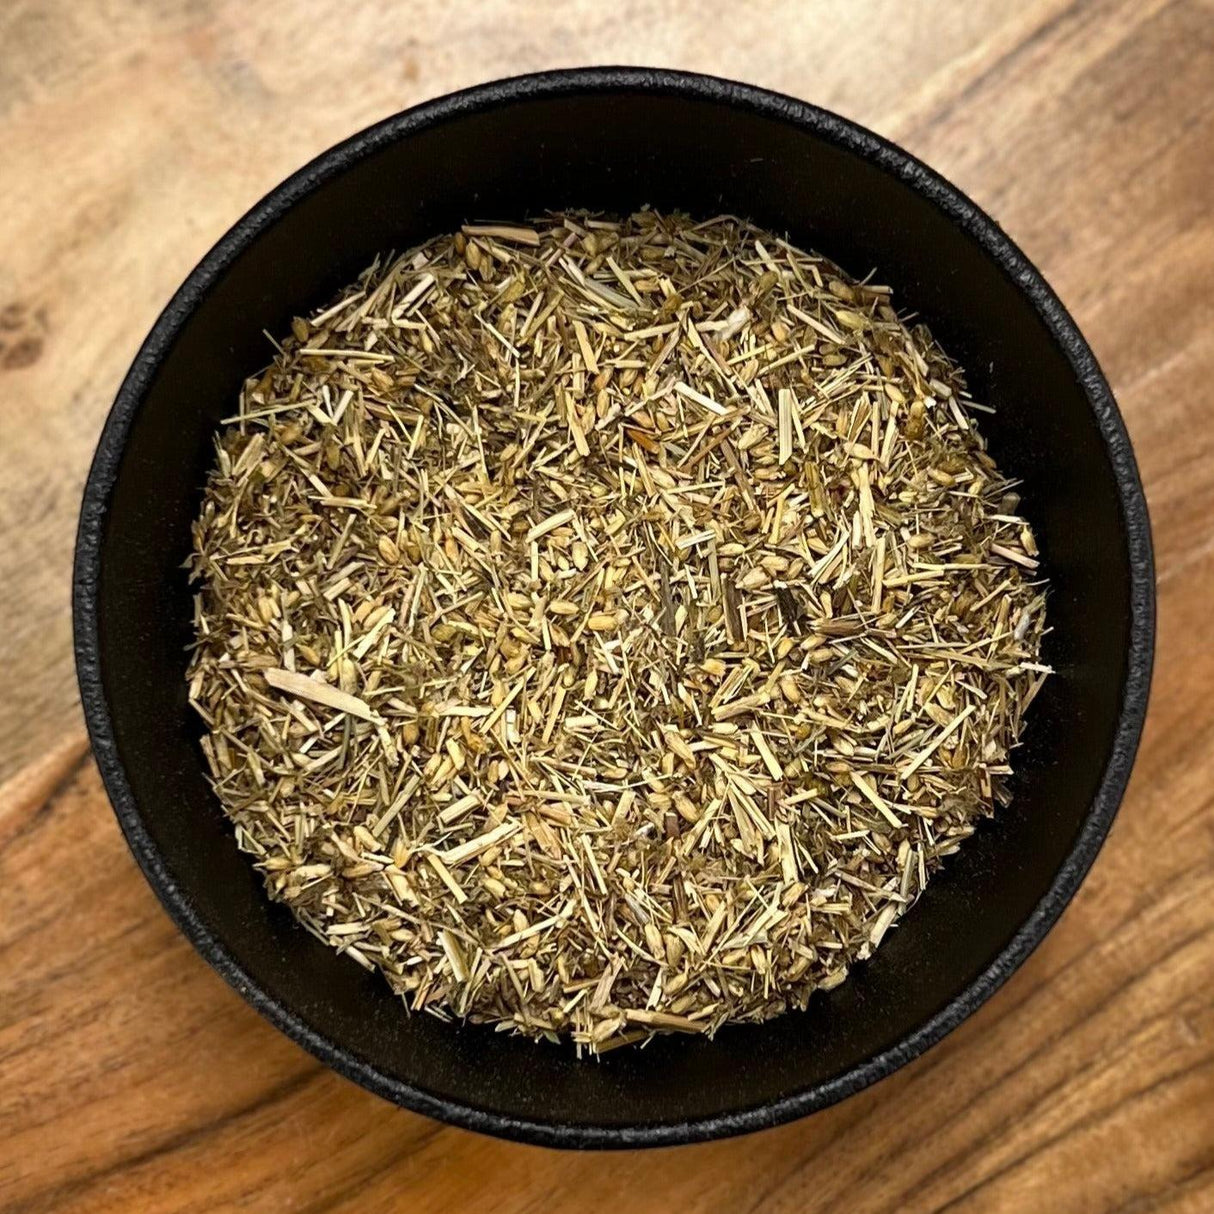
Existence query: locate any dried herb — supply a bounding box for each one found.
[188,211,1049,1050]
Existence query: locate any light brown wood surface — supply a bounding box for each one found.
[2,2,1212,1210]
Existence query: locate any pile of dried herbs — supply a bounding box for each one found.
[188,211,1049,1051]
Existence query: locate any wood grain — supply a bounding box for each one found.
[1,1,1211,1210]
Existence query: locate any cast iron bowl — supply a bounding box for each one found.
[74,67,1154,1148]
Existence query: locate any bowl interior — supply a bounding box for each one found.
[80,75,1144,1145]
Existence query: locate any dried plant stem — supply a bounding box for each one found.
[188,211,1049,1051]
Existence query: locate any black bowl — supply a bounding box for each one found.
[74,68,1154,1148]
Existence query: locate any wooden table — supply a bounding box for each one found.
[2,2,1211,1210]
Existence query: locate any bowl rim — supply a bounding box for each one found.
[73,65,1156,1149]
